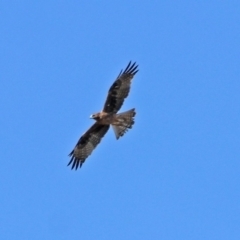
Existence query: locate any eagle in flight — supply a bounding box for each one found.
[68,61,139,169]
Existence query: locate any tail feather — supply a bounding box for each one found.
[112,108,136,139]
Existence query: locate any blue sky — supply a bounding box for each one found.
[1,1,240,239]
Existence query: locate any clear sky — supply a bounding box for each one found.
[1,1,240,239]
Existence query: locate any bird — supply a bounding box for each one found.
[68,61,138,169]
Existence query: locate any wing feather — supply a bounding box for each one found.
[103,61,138,113]
[68,123,110,169]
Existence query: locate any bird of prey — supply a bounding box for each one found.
[68,61,138,169]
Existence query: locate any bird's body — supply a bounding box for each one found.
[68,62,138,169]
[90,109,135,128]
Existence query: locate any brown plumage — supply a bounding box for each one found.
[68,61,138,169]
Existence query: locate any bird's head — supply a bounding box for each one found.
[90,112,101,121]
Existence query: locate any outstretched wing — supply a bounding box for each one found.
[103,61,138,113]
[68,123,110,169]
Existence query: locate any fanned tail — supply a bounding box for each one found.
[112,108,136,139]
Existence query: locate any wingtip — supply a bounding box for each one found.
[67,155,84,170]
[124,61,139,75]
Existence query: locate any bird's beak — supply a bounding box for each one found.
[90,115,93,119]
